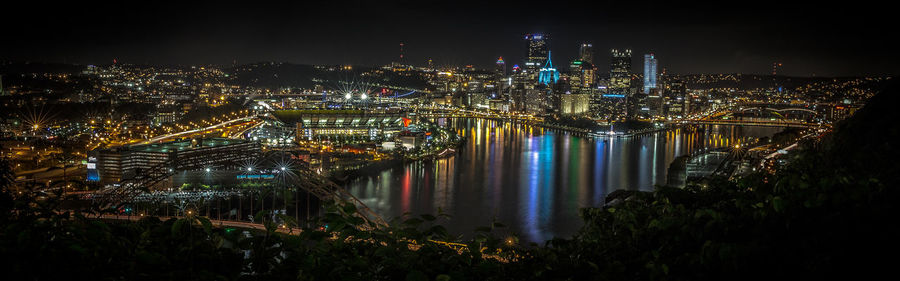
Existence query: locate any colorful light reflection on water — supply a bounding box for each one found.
[347,119,782,243]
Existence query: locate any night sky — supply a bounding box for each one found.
[2,0,896,76]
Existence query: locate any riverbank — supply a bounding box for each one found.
[328,157,405,185]
[538,120,670,138]
[329,136,466,185]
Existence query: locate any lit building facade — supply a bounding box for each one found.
[610,49,635,119]
[524,34,549,73]
[579,43,594,65]
[643,53,658,94]
[568,60,595,94]
[89,138,261,185]
[665,79,687,118]
[560,93,591,116]
[538,51,560,85]
[643,54,660,118]
[272,109,405,141]
[609,49,632,96]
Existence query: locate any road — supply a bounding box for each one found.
[15,165,86,184]
[143,116,258,144]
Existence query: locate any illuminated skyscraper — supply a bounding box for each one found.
[560,93,591,116]
[643,53,658,94]
[496,57,506,76]
[665,78,687,117]
[538,51,560,85]
[579,43,594,64]
[609,49,632,95]
[524,34,549,72]
[569,60,594,94]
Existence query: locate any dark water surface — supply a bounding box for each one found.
[347,119,782,243]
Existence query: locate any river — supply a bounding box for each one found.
[346,118,783,243]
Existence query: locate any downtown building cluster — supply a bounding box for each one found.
[416,34,691,122]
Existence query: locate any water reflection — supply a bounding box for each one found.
[347,119,782,243]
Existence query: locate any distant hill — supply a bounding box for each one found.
[225,63,319,88]
[674,73,890,90]
[224,62,429,90]
[0,62,85,75]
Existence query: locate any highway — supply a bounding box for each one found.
[14,165,85,184]
[143,116,258,144]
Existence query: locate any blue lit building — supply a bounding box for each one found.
[538,51,560,85]
[643,53,658,94]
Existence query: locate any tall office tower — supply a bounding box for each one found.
[560,92,591,116]
[569,60,595,94]
[643,53,658,94]
[496,57,506,76]
[579,43,594,64]
[772,62,783,93]
[524,34,549,73]
[538,51,560,85]
[666,79,687,117]
[609,49,632,95]
[510,72,533,113]
[568,61,584,93]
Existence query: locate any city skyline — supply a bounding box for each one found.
[3,2,897,278]
[1,1,897,77]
